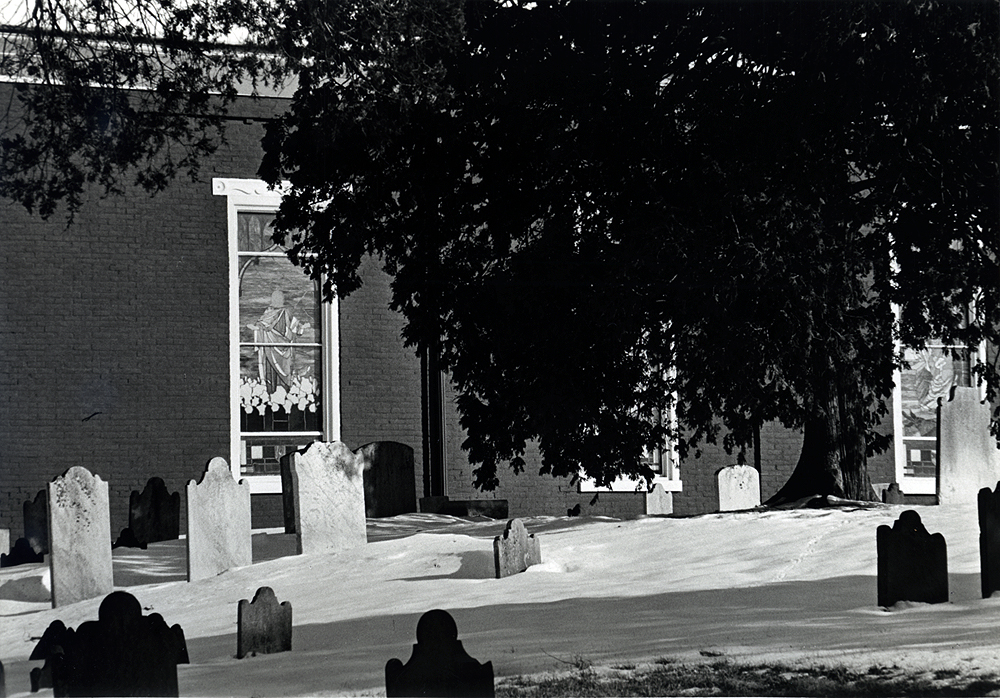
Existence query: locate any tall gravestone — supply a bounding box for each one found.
[30,591,188,697]
[877,509,948,608]
[237,586,292,659]
[287,441,367,555]
[187,458,252,582]
[716,464,761,512]
[938,387,1000,505]
[24,489,48,555]
[128,477,181,546]
[357,441,418,518]
[493,519,541,579]
[48,467,114,608]
[978,482,1000,599]
[386,609,494,698]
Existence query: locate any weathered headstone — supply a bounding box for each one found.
[385,609,494,698]
[357,441,418,518]
[716,464,761,512]
[883,483,906,505]
[877,509,948,608]
[645,483,673,515]
[30,591,188,697]
[287,441,367,555]
[938,387,1000,505]
[0,528,9,561]
[979,482,1000,598]
[24,489,48,555]
[493,519,541,579]
[0,537,44,568]
[48,466,114,608]
[187,457,252,582]
[122,477,181,547]
[237,586,292,659]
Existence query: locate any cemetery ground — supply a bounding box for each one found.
[3,501,1000,697]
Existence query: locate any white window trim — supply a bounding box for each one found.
[214,177,341,494]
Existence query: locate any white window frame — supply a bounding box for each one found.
[214,177,340,494]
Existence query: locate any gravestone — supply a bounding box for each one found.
[30,591,188,697]
[286,441,367,555]
[938,387,1000,505]
[48,467,114,607]
[0,538,44,567]
[24,489,48,555]
[120,477,180,547]
[877,509,948,608]
[385,609,494,698]
[0,658,5,698]
[883,483,905,504]
[716,464,761,511]
[187,457,252,582]
[237,586,293,659]
[493,519,541,579]
[978,482,1000,598]
[357,441,418,518]
[0,528,8,561]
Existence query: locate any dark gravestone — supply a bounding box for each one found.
[237,586,292,659]
[29,591,188,697]
[1,658,6,698]
[279,449,297,534]
[385,609,494,698]
[127,477,181,546]
[877,510,948,608]
[0,537,45,567]
[358,441,418,518]
[24,489,48,555]
[883,483,905,505]
[978,482,1000,598]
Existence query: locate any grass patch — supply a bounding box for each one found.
[496,660,1000,697]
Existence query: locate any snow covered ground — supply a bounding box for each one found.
[2,500,1000,696]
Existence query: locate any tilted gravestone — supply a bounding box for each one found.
[24,489,48,555]
[716,464,761,512]
[48,467,114,607]
[493,519,541,579]
[877,509,948,608]
[187,457,252,582]
[978,482,1000,598]
[237,586,292,659]
[117,477,181,548]
[0,538,44,568]
[30,591,188,697]
[357,441,418,518]
[286,441,367,555]
[386,609,494,698]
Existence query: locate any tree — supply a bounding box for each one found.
[3,0,998,501]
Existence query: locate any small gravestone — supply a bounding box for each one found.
[493,519,541,579]
[24,489,48,555]
[386,609,494,698]
[287,441,367,555]
[883,483,905,505]
[237,586,292,659]
[0,538,44,567]
[979,482,1000,598]
[30,591,188,697]
[358,441,418,518]
[122,477,180,547]
[187,457,252,582]
[0,529,8,560]
[877,509,948,608]
[48,466,114,608]
[716,464,761,511]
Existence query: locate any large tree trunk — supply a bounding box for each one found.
[765,357,876,505]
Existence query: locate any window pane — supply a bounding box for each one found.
[240,346,321,432]
[240,256,320,345]
[237,212,289,253]
[241,436,317,476]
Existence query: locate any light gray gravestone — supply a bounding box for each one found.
[0,528,8,559]
[187,457,252,582]
[288,441,367,555]
[493,519,541,578]
[938,387,1000,505]
[716,464,761,511]
[237,586,292,658]
[48,467,113,607]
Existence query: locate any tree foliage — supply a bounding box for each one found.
[2,0,997,498]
